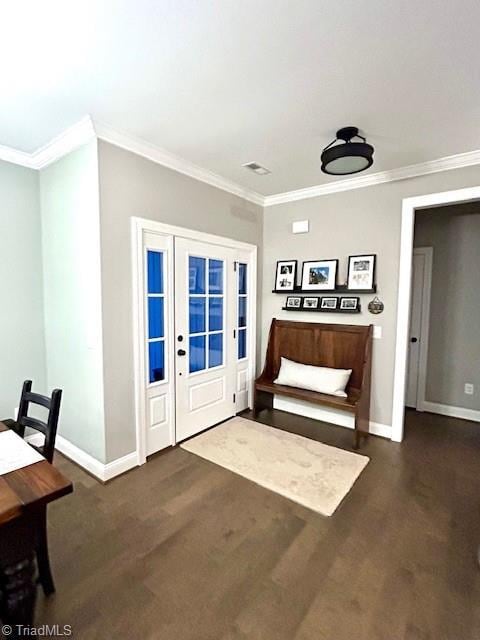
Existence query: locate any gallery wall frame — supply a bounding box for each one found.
[301,259,338,291]
[274,260,298,291]
[347,254,376,290]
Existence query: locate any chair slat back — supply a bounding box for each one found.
[16,381,62,463]
[22,416,48,435]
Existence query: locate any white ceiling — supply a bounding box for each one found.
[1,0,480,196]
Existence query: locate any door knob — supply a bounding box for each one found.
[177,349,186,356]
[410,337,418,343]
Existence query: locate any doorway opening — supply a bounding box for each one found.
[392,186,480,442]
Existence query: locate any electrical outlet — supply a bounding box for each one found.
[373,325,382,339]
[464,383,474,395]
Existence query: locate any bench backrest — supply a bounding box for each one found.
[261,319,373,392]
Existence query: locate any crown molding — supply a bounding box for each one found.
[2,116,480,208]
[0,144,36,168]
[0,116,96,170]
[263,149,480,207]
[31,115,96,169]
[94,121,265,206]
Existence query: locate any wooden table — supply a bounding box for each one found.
[0,421,73,631]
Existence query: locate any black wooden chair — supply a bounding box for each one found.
[3,380,62,596]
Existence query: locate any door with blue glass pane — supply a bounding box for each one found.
[175,238,237,442]
[235,257,251,412]
[143,232,174,455]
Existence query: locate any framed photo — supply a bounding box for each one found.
[286,296,301,309]
[302,296,319,309]
[320,297,338,310]
[275,260,297,291]
[347,254,376,290]
[301,259,338,291]
[340,296,360,311]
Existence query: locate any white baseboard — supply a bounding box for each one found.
[421,401,480,423]
[54,435,139,482]
[274,396,354,428]
[25,433,44,446]
[103,451,139,481]
[54,435,105,478]
[273,396,392,440]
[369,422,392,439]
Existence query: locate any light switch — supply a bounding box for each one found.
[373,325,382,339]
[292,220,309,234]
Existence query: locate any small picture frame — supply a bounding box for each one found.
[340,296,360,311]
[302,296,319,310]
[286,296,302,309]
[275,260,297,291]
[301,259,338,291]
[347,254,376,290]
[320,297,338,310]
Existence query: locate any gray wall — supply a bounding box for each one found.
[262,165,480,428]
[98,141,263,462]
[414,203,480,410]
[0,161,46,417]
[40,141,106,461]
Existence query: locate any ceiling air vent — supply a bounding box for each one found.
[242,161,271,175]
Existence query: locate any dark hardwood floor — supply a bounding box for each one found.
[31,409,480,640]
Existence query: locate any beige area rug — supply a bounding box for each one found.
[180,416,369,516]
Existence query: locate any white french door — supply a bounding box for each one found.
[134,219,256,461]
[174,238,237,442]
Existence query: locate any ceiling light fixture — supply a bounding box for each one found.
[321,126,374,175]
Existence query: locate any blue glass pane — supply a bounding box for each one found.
[148,297,164,339]
[238,329,247,360]
[189,335,206,373]
[209,333,223,368]
[238,297,247,328]
[189,256,206,294]
[149,341,165,383]
[209,297,223,331]
[147,251,163,294]
[209,259,223,294]
[239,263,247,295]
[189,297,206,334]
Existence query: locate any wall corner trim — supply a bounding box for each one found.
[32,116,97,169]
[54,435,139,482]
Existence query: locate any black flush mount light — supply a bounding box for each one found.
[321,126,374,175]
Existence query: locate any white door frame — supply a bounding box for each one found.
[131,217,257,465]
[391,185,480,442]
[407,246,433,411]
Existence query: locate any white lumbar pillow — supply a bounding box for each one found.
[274,357,352,397]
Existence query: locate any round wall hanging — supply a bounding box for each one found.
[368,296,384,314]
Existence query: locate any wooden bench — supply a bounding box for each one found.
[254,319,373,449]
